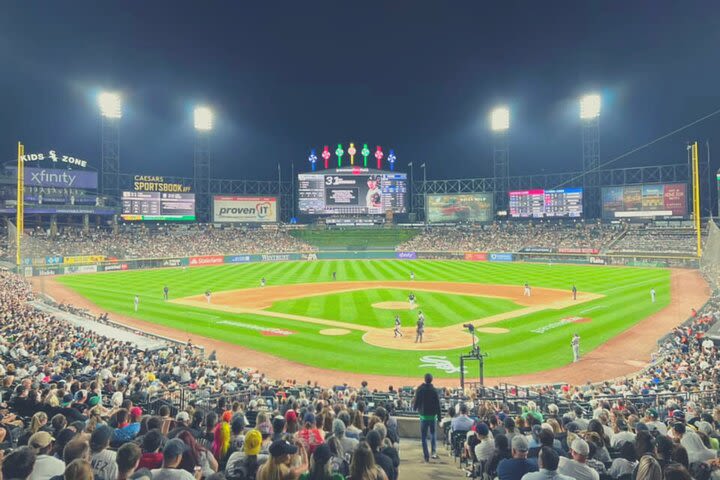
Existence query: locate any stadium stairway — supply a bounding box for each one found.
[398,439,467,480]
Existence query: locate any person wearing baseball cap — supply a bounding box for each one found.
[151,439,193,479]
[28,431,65,479]
[558,438,599,480]
[497,434,538,480]
[474,422,495,464]
[226,430,269,478]
[257,440,308,480]
[90,425,119,480]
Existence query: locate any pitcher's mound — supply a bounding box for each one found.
[319,328,351,336]
[372,301,417,310]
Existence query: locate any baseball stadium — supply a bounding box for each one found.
[2,4,720,480]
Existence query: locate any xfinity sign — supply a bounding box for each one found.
[213,196,277,223]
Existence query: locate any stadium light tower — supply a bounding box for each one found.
[193,105,213,222]
[99,91,121,202]
[491,106,510,212]
[580,94,601,217]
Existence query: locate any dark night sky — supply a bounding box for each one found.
[1,1,719,189]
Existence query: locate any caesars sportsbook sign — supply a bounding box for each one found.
[213,196,278,223]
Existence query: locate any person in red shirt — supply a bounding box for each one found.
[296,412,324,455]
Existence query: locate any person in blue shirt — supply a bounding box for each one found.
[497,435,538,480]
[521,447,574,480]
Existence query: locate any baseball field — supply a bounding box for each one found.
[45,260,685,383]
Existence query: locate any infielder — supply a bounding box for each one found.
[163,285,169,301]
[408,292,416,306]
[261,277,266,287]
[572,333,580,362]
[134,295,139,312]
[410,271,415,281]
[572,285,577,300]
[394,315,403,338]
[650,288,656,303]
[205,290,212,304]
[524,283,531,297]
[415,313,425,343]
[332,271,337,281]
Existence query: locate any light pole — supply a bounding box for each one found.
[99,92,121,203]
[580,94,601,218]
[421,162,427,225]
[491,107,510,213]
[408,162,414,216]
[194,106,213,222]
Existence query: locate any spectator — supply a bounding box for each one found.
[331,420,357,455]
[348,442,387,480]
[28,431,65,480]
[473,422,495,464]
[521,447,573,480]
[138,429,164,470]
[63,459,94,480]
[297,413,324,456]
[412,373,441,463]
[365,431,395,480]
[451,404,474,433]
[90,426,118,480]
[635,455,662,480]
[497,435,538,480]
[558,439,599,480]
[299,443,343,480]
[117,443,142,480]
[3,447,37,480]
[226,430,266,480]
[178,430,218,477]
[151,438,196,480]
[256,440,308,480]
[607,441,637,479]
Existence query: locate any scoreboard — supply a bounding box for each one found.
[121,191,196,221]
[298,168,407,215]
[509,188,583,218]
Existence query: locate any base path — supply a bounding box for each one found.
[34,269,708,388]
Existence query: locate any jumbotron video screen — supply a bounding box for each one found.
[298,168,407,215]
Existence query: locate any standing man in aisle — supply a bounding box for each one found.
[413,373,441,463]
[572,333,580,362]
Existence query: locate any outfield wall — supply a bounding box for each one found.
[22,248,699,277]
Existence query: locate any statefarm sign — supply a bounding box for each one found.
[213,196,278,223]
[189,256,224,267]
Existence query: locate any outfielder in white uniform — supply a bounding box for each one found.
[572,333,580,362]
[134,295,139,312]
[650,288,656,303]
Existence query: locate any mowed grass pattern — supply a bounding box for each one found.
[55,260,671,378]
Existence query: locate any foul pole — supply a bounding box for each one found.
[16,142,25,268]
[692,141,702,257]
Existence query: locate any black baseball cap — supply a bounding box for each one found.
[269,440,298,457]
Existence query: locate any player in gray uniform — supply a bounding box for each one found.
[572,333,580,362]
[394,315,403,338]
[415,311,425,343]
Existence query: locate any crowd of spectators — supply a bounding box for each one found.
[3,225,316,261]
[610,228,699,255]
[396,222,624,253]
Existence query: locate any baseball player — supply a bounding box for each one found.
[415,313,425,343]
[408,292,416,306]
[394,315,403,338]
[205,290,212,304]
[524,283,531,297]
[134,295,139,312]
[572,333,580,362]
[261,277,266,287]
[410,271,415,281]
[332,271,337,281]
[163,285,169,301]
[650,288,656,303]
[572,285,577,300]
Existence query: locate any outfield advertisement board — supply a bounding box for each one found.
[189,255,224,266]
[225,255,253,263]
[601,183,687,218]
[7,167,98,189]
[213,196,278,223]
[427,193,494,223]
[464,252,488,261]
[396,252,417,260]
[489,253,513,262]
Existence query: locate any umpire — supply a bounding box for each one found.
[413,373,442,462]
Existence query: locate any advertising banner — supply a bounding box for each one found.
[602,183,687,218]
[489,253,513,262]
[225,255,253,263]
[102,263,129,272]
[464,252,488,261]
[7,167,98,189]
[558,248,599,254]
[520,247,555,253]
[427,193,494,223]
[64,265,98,274]
[63,255,105,265]
[133,176,192,193]
[588,256,606,265]
[161,258,185,268]
[189,256,224,266]
[396,252,417,260]
[213,196,278,223]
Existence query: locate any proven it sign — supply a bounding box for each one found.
[213,196,277,223]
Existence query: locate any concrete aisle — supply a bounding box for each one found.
[398,439,468,480]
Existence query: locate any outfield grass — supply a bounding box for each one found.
[54,260,671,379]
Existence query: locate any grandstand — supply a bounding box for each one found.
[289,227,419,251]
